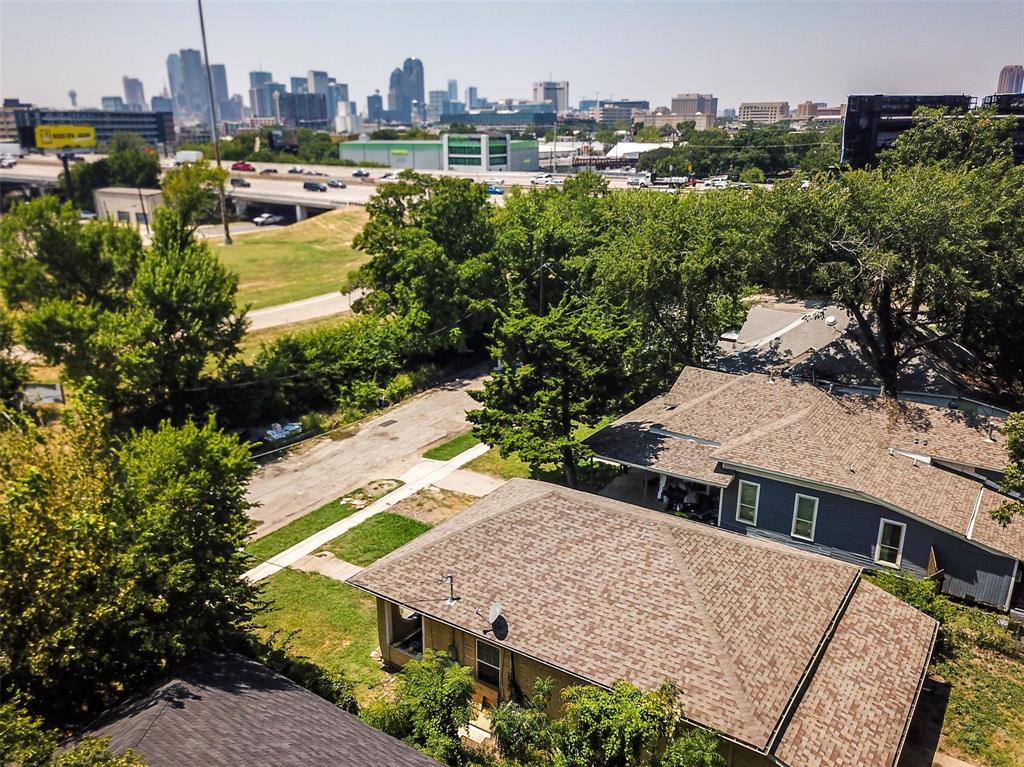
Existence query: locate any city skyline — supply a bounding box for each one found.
[2,1,1021,114]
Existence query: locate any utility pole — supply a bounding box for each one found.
[197,0,232,244]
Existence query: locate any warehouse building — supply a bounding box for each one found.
[339,133,538,171]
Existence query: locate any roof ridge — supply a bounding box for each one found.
[668,369,751,411]
[712,403,818,456]
[664,527,762,745]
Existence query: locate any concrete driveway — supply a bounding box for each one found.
[246,369,487,538]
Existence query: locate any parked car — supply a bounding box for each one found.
[352,168,370,177]
[303,181,327,192]
[531,173,553,185]
[263,422,302,443]
[231,161,255,172]
[328,179,347,189]
[288,166,305,174]
[486,185,504,195]
[252,213,284,226]
[230,177,251,188]
[259,168,279,175]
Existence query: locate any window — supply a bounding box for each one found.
[476,639,500,687]
[875,519,906,567]
[736,480,759,525]
[116,210,130,222]
[791,494,818,541]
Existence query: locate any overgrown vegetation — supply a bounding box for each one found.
[868,571,1024,767]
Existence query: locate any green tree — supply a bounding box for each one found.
[880,106,1016,172]
[738,167,765,184]
[1,700,145,767]
[993,412,1024,525]
[160,160,229,230]
[490,677,555,764]
[468,298,627,487]
[0,400,258,722]
[0,199,243,423]
[61,132,160,211]
[360,649,474,765]
[0,307,28,409]
[634,125,664,143]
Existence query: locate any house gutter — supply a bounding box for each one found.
[590,453,731,488]
[893,619,939,767]
[765,572,860,756]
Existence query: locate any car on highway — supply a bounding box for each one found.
[626,176,649,187]
[486,185,504,195]
[0,158,15,169]
[231,161,255,172]
[252,213,285,226]
[327,179,347,189]
[380,172,400,181]
[288,166,305,174]
[230,178,251,188]
[352,169,370,177]
[303,181,327,192]
[305,170,328,177]
[531,173,553,185]
[543,178,562,186]
[259,168,279,175]
[483,177,503,185]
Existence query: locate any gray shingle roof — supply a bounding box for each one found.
[347,479,937,767]
[79,653,442,767]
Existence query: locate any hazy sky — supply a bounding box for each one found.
[2,1,1021,112]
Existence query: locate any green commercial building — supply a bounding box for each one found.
[339,133,538,172]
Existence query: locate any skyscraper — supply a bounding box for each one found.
[123,77,146,109]
[210,65,229,104]
[670,93,718,117]
[179,48,209,122]
[386,58,425,123]
[367,90,383,122]
[466,86,479,109]
[274,92,329,129]
[327,81,349,121]
[532,81,569,113]
[447,79,458,102]
[102,96,126,112]
[307,70,330,95]
[290,77,308,94]
[997,65,1024,94]
[249,70,274,117]
[166,53,184,118]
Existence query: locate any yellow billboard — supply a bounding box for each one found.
[34,125,97,150]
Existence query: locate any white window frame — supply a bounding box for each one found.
[875,519,907,568]
[791,494,818,541]
[476,638,501,688]
[735,480,760,526]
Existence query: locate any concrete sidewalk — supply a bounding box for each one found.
[247,289,365,331]
[244,441,489,582]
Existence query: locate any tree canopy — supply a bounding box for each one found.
[61,132,161,211]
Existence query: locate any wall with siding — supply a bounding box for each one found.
[719,472,1017,609]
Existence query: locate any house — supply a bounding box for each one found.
[77,652,442,767]
[587,366,1023,612]
[347,478,938,767]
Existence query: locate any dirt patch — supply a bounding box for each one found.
[390,486,477,525]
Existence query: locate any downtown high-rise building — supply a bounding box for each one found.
[122,77,146,109]
[670,93,718,117]
[367,90,383,122]
[997,64,1024,94]
[179,48,210,123]
[466,86,479,108]
[166,53,184,118]
[387,57,425,123]
[447,79,458,102]
[290,76,308,94]
[307,70,330,96]
[532,81,569,113]
[249,70,275,118]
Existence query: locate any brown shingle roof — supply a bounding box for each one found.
[348,480,936,766]
[588,367,1022,560]
[775,582,937,767]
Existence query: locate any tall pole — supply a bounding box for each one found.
[197,0,232,244]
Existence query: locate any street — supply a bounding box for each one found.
[246,369,487,538]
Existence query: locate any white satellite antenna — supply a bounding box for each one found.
[488,603,502,624]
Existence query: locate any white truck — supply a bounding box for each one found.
[627,173,690,188]
[173,149,204,165]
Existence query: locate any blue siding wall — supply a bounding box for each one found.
[719,471,1017,609]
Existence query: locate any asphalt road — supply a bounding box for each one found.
[246,369,487,538]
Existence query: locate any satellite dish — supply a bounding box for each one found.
[825,315,838,327]
[488,603,503,624]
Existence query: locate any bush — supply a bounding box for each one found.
[739,167,766,184]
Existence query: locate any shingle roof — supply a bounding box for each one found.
[587,367,1022,560]
[775,582,937,767]
[79,653,442,767]
[348,479,936,767]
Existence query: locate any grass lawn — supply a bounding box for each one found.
[245,480,401,564]
[423,431,481,461]
[318,512,432,567]
[218,208,369,310]
[257,569,383,702]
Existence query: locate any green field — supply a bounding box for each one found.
[423,431,481,461]
[257,569,383,701]
[237,314,350,363]
[318,512,432,567]
[219,208,369,310]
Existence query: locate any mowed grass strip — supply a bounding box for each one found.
[318,512,431,567]
[218,208,369,310]
[423,431,481,461]
[257,569,383,700]
[246,496,362,564]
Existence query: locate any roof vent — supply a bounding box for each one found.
[825,315,838,327]
[986,424,996,442]
[848,463,856,473]
[888,447,894,456]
